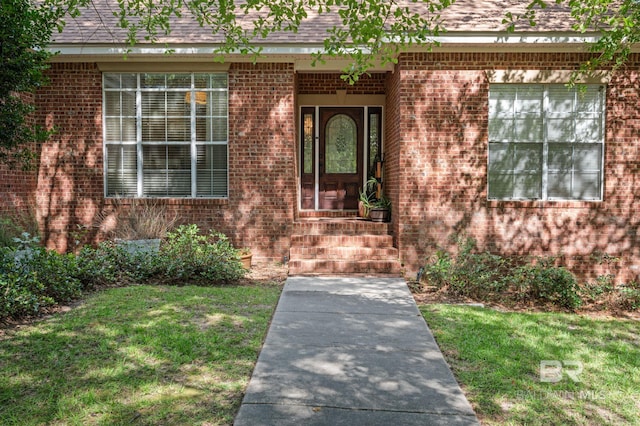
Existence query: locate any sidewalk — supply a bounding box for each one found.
[234,276,479,425]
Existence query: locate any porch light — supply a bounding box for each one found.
[374,155,383,199]
[304,114,313,136]
[374,157,383,179]
[184,91,207,105]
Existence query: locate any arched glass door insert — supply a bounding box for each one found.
[325,114,358,174]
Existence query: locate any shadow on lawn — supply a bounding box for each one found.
[421,305,640,426]
[0,285,280,425]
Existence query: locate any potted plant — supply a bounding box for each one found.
[358,189,374,218]
[239,247,252,269]
[358,177,378,219]
[369,196,391,223]
[99,199,177,255]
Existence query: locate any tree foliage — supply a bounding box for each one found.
[0,0,59,167]
[505,0,640,79]
[46,0,455,83]
[42,0,637,82]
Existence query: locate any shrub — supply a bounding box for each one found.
[511,262,582,309]
[423,249,454,289]
[421,236,582,309]
[25,248,83,302]
[424,237,517,300]
[616,281,640,311]
[1,250,53,317]
[580,276,640,312]
[0,225,246,319]
[0,204,39,248]
[75,241,161,287]
[159,225,245,284]
[0,235,82,318]
[581,274,616,303]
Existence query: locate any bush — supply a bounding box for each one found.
[581,274,616,303]
[0,236,83,318]
[510,262,582,309]
[1,252,53,317]
[0,225,246,319]
[422,236,582,309]
[76,241,162,286]
[159,225,245,284]
[424,237,517,299]
[616,281,640,311]
[0,205,39,248]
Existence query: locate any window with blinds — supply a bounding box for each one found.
[488,84,604,201]
[104,73,228,198]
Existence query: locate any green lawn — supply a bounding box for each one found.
[420,304,640,426]
[0,284,281,425]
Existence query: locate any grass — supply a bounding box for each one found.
[420,304,640,426]
[0,284,282,425]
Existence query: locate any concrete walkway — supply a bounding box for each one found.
[234,276,479,425]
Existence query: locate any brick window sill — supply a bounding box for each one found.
[486,200,603,210]
[104,197,229,207]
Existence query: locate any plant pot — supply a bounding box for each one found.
[369,208,390,223]
[358,201,370,219]
[118,238,161,255]
[240,252,252,269]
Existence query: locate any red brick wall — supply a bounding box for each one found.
[0,92,38,219]
[10,53,640,283]
[298,73,386,95]
[393,52,640,283]
[384,68,402,251]
[226,63,296,260]
[30,62,296,261]
[35,63,104,251]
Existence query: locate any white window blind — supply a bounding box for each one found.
[104,73,228,198]
[488,84,604,201]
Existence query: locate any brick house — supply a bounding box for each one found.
[2,1,639,281]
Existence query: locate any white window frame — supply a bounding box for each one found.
[103,73,229,198]
[488,84,605,201]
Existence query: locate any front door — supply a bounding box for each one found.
[319,108,363,209]
[301,106,380,211]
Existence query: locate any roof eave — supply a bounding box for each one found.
[48,32,639,65]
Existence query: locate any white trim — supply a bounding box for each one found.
[487,83,605,202]
[364,106,369,189]
[314,106,320,211]
[97,62,230,72]
[103,72,229,198]
[487,70,611,84]
[136,74,143,197]
[300,105,383,211]
[51,44,328,56]
[49,33,621,58]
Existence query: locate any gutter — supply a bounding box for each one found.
[48,32,606,56]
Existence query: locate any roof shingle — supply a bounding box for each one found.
[53,0,580,45]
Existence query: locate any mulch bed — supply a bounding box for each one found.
[409,280,640,320]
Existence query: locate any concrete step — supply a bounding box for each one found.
[288,259,402,275]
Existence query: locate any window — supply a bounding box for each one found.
[488,84,605,201]
[104,73,228,198]
[368,107,382,174]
